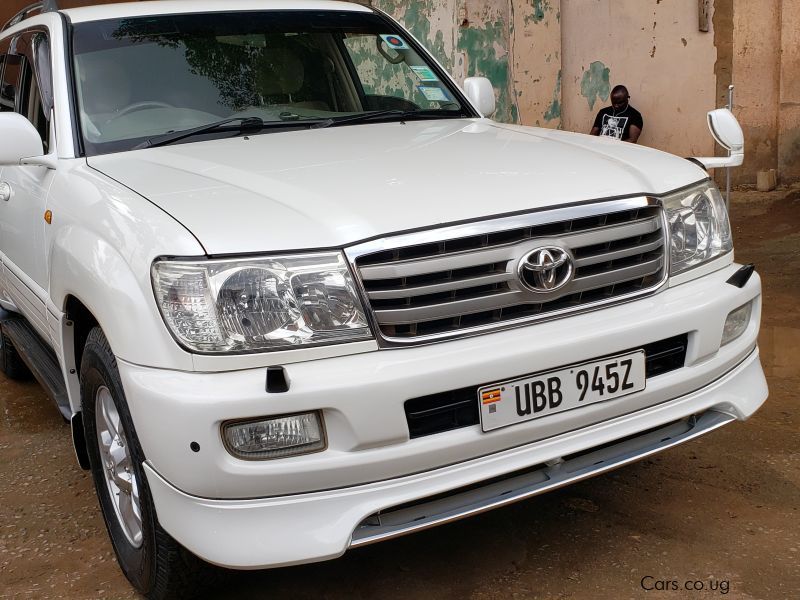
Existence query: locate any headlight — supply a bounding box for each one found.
[152,252,372,353]
[664,181,732,275]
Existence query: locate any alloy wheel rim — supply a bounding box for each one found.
[95,386,143,548]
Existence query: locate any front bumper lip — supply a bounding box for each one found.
[349,409,734,548]
[144,348,767,569]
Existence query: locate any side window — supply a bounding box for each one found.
[14,32,50,150]
[0,37,21,113]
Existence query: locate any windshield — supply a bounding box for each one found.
[71,10,473,155]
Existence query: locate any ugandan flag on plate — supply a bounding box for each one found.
[481,387,502,405]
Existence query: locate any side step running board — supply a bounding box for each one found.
[350,410,735,547]
[1,314,70,419]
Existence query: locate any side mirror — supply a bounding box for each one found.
[708,108,744,153]
[691,108,744,169]
[0,113,44,165]
[463,76,496,118]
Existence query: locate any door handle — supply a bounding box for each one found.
[0,181,10,202]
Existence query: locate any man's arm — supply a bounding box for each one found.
[590,111,603,135]
[626,111,643,143]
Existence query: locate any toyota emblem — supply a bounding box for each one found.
[518,246,574,293]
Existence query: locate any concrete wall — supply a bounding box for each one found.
[2,0,796,183]
[373,0,562,127]
[561,0,718,158]
[378,0,718,156]
[379,0,797,183]
[721,0,799,185]
[777,0,800,182]
[730,0,782,185]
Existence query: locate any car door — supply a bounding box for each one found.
[0,31,54,339]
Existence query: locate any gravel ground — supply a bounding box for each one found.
[1,187,798,600]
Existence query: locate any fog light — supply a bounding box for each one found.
[222,411,325,460]
[721,302,752,346]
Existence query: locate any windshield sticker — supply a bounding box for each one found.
[418,86,450,102]
[410,66,439,82]
[380,34,409,50]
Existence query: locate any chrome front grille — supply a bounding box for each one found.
[346,197,667,346]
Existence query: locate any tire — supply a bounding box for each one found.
[80,327,216,599]
[0,325,32,380]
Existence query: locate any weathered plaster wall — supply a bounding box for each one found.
[3,0,797,182]
[730,0,782,185]
[510,0,562,128]
[360,1,563,132]
[374,1,512,121]
[561,0,718,158]
[778,0,800,182]
[375,0,562,127]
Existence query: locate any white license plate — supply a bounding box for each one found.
[478,351,646,432]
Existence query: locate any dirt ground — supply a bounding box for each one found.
[1,187,798,600]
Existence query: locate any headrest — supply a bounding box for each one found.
[257,48,304,97]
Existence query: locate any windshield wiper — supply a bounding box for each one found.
[133,109,464,148]
[133,117,265,149]
[133,115,327,149]
[310,109,463,129]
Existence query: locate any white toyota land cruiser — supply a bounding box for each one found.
[0,0,767,597]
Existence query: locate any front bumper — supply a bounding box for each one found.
[145,349,765,569]
[119,263,766,567]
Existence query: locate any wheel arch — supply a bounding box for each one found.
[49,225,194,383]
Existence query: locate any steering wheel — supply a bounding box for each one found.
[111,101,176,120]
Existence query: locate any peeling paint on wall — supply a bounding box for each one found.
[544,69,561,121]
[562,2,718,158]
[372,0,565,128]
[511,0,562,128]
[525,0,551,26]
[580,61,610,110]
[458,20,513,122]
[373,0,458,72]
[375,0,516,123]
[3,0,797,181]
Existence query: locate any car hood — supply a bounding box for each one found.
[87,119,706,255]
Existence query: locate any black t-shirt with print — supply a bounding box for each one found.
[592,105,643,141]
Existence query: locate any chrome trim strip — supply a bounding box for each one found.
[359,246,512,280]
[571,256,663,290]
[564,216,661,248]
[349,410,734,548]
[357,217,660,280]
[345,197,668,347]
[366,271,513,300]
[346,197,653,258]
[574,237,664,268]
[374,290,524,325]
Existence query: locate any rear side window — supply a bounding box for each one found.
[0,38,21,112]
[14,32,51,150]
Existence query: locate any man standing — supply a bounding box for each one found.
[590,85,643,143]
